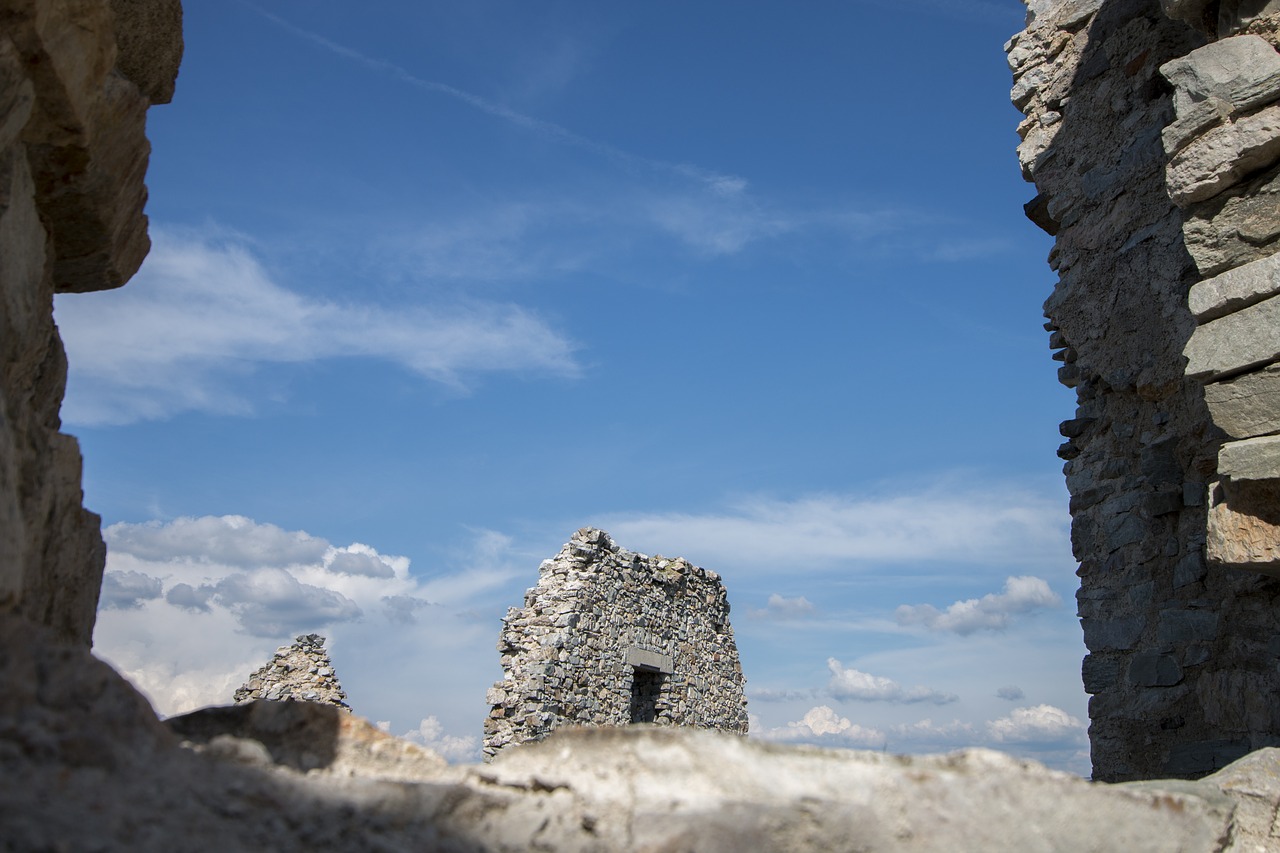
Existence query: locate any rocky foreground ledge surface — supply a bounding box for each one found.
[0,615,1276,852]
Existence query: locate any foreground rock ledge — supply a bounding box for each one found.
[3,617,1276,852]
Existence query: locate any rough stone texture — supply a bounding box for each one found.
[1203,362,1280,438]
[1188,249,1280,321]
[1206,479,1280,568]
[234,633,350,710]
[1167,102,1280,204]
[1185,292,1280,379]
[484,528,748,759]
[1218,434,1280,479]
[1009,0,1280,783]
[15,608,1280,852]
[0,0,181,648]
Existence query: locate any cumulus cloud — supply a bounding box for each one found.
[99,570,164,610]
[750,593,816,620]
[92,515,512,723]
[106,515,329,568]
[986,705,1086,746]
[757,705,886,748]
[381,594,436,624]
[597,485,1069,574]
[825,658,957,705]
[55,229,581,425]
[398,716,481,763]
[895,576,1061,635]
[997,685,1025,701]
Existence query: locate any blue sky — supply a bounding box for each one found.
[65,0,1088,770]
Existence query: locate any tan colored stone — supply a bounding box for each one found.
[1168,104,1280,205]
[1206,478,1280,570]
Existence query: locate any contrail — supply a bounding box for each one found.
[240,2,747,195]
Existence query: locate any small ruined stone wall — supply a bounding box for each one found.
[483,528,748,759]
[234,633,350,710]
[0,0,181,646]
[1011,0,1280,781]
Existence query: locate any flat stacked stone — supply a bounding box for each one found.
[234,634,350,710]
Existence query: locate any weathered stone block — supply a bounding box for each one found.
[1218,434,1280,479]
[1167,103,1280,205]
[1157,609,1220,645]
[1206,477,1280,569]
[1188,250,1280,321]
[1129,652,1184,686]
[1203,363,1280,438]
[1160,35,1280,154]
[1184,292,1280,379]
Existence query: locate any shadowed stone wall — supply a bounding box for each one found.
[1011,0,1280,781]
[483,528,748,759]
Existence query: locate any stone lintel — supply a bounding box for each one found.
[625,647,673,674]
[1184,292,1280,380]
[1189,250,1280,322]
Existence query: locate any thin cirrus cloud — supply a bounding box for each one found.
[825,657,958,705]
[598,484,1070,574]
[895,576,1062,635]
[54,228,581,426]
[750,593,817,620]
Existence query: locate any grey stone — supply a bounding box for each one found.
[1188,249,1280,322]
[1157,609,1220,645]
[1129,652,1184,687]
[1164,739,1254,776]
[1082,654,1122,693]
[1083,616,1146,651]
[1184,292,1280,380]
[1174,551,1209,588]
[624,647,674,674]
[1203,362,1280,438]
[1167,104,1280,205]
[1160,36,1280,154]
[1218,434,1280,480]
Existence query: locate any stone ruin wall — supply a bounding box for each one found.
[1011,0,1280,781]
[483,528,748,758]
[0,0,182,647]
[234,633,351,710]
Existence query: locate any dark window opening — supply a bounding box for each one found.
[629,668,664,724]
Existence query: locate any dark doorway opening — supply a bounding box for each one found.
[629,668,664,723]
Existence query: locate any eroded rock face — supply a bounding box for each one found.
[234,633,351,710]
[484,528,748,759]
[1011,0,1280,781]
[0,0,181,646]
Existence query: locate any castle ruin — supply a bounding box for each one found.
[1010,0,1280,781]
[483,528,749,758]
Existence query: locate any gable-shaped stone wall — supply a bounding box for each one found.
[483,528,748,759]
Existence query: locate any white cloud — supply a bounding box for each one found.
[106,515,329,568]
[825,658,957,705]
[756,705,886,748]
[986,705,1086,746]
[399,715,481,763]
[55,229,581,425]
[750,593,816,620]
[93,515,517,728]
[100,570,164,610]
[895,576,1061,635]
[597,484,1069,574]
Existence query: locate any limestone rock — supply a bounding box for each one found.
[1160,35,1280,155]
[1218,434,1280,479]
[1167,103,1280,205]
[167,700,447,781]
[484,528,748,760]
[1188,249,1280,321]
[1184,292,1280,380]
[1203,362,1280,438]
[234,633,350,710]
[1206,478,1280,570]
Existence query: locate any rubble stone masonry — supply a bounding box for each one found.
[483,528,748,759]
[1011,0,1280,781]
